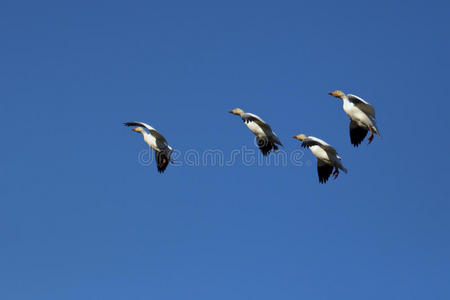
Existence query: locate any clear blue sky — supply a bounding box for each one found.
[1,1,449,299]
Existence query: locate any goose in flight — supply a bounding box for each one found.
[229,108,282,156]
[293,134,347,183]
[328,90,381,146]
[124,121,173,173]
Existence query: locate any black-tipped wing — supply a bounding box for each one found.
[149,130,168,146]
[256,136,278,156]
[124,121,168,145]
[349,120,368,147]
[347,94,375,118]
[301,139,322,148]
[155,150,171,173]
[301,137,337,155]
[124,121,154,131]
[317,160,333,184]
[242,113,273,132]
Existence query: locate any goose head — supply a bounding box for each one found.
[228,108,245,117]
[328,90,345,99]
[293,134,307,141]
[132,127,145,134]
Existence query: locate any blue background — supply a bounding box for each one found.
[1,1,449,299]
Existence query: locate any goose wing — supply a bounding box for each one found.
[124,121,168,145]
[317,160,333,184]
[256,136,277,156]
[243,113,272,132]
[347,94,375,118]
[301,136,337,155]
[349,120,368,147]
[155,150,171,173]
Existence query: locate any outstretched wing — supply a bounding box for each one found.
[124,121,155,131]
[349,120,368,147]
[317,160,333,184]
[347,94,375,118]
[301,136,337,155]
[243,113,272,132]
[124,121,168,144]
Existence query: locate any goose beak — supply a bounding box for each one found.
[328,92,333,96]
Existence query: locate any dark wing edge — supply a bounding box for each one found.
[243,115,272,131]
[349,120,368,147]
[301,138,323,148]
[256,136,278,156]
[149,129,168,144]
[124,122,168,144]
[244,115,282,146]
[317,160,333,184]
[155,150,171,173]
[124,121,147,128]
[347,94,375,118]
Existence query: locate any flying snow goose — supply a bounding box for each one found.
[293,134,347,183]
[328,90,381,146]
[124,121,173,173]
[229,108,282,156]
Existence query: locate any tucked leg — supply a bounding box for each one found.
[368,127,374,144]
[333,168,339,179]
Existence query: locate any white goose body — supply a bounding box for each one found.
[243,113,273,138]
[307,137,342,165]
[309,145,335,164]
[342,97,376,130]
[141,132,173,152]
[143,132,157,149]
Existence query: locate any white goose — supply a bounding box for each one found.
[293,134,347,183]
[229,108,282,156]
[124,121,173,173]
[329,90,381,146]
